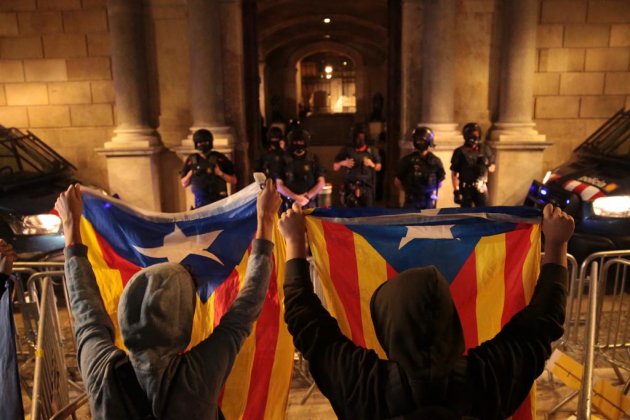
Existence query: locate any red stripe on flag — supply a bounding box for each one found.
[92,228,142,286]
[449,251,478,351]
[321,220,366,347]
[242,254,280,418]
[386,262,398,281]
[501,228,530,326]
[512,391,533,420]
[213,270,241,327]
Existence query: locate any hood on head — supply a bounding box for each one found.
[118,262,196,365]
[370,266,464,382]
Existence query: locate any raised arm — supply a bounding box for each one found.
[466,204,574,418]
[189,178,280,379]
[55,185,124,390]
[279,204,414,419]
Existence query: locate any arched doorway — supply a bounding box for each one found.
[298,52,356,117]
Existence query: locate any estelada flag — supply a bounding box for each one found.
[304,206,542,420]
[79,183,293,420]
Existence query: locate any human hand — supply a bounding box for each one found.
[55,184,83,247]
[453,189,463,205]
[213,165,224,177]
[296,194,310,207]
[488,163,496,173]
[363,157,375,168]
[343,158,355,168]
[257,178,282,221]
[542,204,574,247]
[0,239,16,275]
[278,202,307,247]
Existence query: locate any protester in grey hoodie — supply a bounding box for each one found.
[55,179,282,420]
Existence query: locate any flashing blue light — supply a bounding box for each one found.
[566,199,570,205]
[540,188,548,196]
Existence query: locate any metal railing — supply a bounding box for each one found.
[11,263,88,420]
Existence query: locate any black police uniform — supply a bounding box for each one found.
[255,148,283,180]
[450,143,495,208]
[277,151,324,210]
[334,145,381,208]
[180,151,235,208]
[397,151,445,209]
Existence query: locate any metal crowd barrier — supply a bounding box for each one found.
[576,257,630,420]
[546,250,630,418]
[11,262,88,420]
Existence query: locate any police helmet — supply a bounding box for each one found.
[286,128,311,151]
[192,129,214,151]
[462,122,482,146]
[411,126,435,150]
[266,126,284,145]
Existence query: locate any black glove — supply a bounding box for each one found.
[454,189,463,205]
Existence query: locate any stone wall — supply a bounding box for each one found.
[535,0,630,171]
[0,0,112,189]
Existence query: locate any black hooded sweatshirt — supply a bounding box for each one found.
[283,260,567,420]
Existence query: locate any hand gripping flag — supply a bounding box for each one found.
[79,183,293,419]
[304,206,542,420]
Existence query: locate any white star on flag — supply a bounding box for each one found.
[134,225,224,265]
[398,225,455,249]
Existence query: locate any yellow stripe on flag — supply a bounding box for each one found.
[522,225,541,303]
[475,233,506,343]
[352,232,387,358]
[80,217,126,348]
[305,217,352,336]
[264,225,294,420]
[220,249,254,419]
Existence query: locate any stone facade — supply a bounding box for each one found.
[535,0,630,172]
[0,0,111,188]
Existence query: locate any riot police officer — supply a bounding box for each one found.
[255,126,284,180]
[394,127,445,209]
[450,122,496,208]
[180,129,237,209]
[276,127,325,209]
[333,124,382,208]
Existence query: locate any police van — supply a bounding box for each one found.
[525,109,630,261]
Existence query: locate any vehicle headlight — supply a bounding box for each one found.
[8,214,62,235]
[592,196,630,218]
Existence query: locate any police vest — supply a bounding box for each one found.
[342,146,378,186]
[403,152,442,195]
[282,152,318,194]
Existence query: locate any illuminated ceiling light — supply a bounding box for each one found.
[343,61,348,66]
[325,74,332,79]
[324,34,331,39]
[324,65,333,73]
[323,17,331,24]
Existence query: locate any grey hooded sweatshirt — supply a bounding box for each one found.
[64,239,273,420]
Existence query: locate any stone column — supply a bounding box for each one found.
[488,0,551,205]
[99,0,162,211]
[175,0,235,209]
[416,0,460,208]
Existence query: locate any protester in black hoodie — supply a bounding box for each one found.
[279,203,574,419]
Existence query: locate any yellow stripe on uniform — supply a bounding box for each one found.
[475,233,506,343]
[264,224,295,420]
[220,249,255,419]
[81,217,126,348]
[353,232,387,358]
[305,217,352,336]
